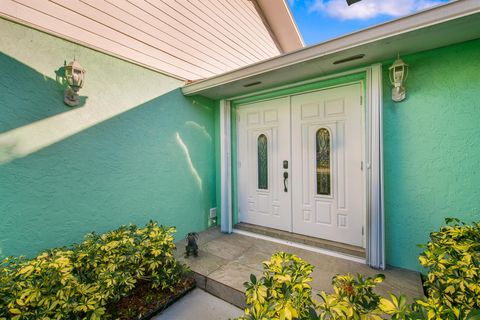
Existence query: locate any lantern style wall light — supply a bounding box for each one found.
[64,59,86,107]
[389,54,408,102]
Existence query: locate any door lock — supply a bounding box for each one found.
[283,160,289,169]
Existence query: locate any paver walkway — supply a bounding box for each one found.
[154,289,243,320]
[175,227,424,308]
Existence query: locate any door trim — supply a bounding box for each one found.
[365,64,385,269]
[220,99,233,234]
[220,65,385,269]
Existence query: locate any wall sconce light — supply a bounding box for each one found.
[64,59,86,107]
[389,54,408,102]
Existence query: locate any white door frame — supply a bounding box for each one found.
[220,99,233,234]
[219,64,385,269]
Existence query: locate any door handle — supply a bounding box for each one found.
[283,171,288,192]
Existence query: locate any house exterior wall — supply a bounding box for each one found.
[0,18,216,259]
[218,39,480,272]
[0,0,282,80]
[2,12,479,272]
[383,39,480,271]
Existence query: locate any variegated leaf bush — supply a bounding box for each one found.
[239,252,315,320]
[0,221,187,320]
[238,218,479,320]
[415,218,480,319]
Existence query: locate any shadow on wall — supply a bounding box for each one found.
[0,53,78,133]
[0,89,216,259]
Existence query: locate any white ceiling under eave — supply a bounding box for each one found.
[182,0,480,100]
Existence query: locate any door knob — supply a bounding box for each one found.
[283,171,288,192]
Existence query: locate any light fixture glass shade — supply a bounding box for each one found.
[65,60,85,91]
[388,56,408,102]
[64,59,86,107]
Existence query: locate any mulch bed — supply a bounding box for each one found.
[105,275,196,320]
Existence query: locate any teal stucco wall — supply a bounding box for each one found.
[383,39,480,270]
[0,18,216,258]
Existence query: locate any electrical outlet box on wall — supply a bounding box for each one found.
[209,208,217,218]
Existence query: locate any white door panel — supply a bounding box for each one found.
[291,84,364,246]
[238,98,291,231]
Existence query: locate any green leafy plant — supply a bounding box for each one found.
[0,221,187,320]
[316,273,385,319]
[237,218,479,320]
[238,252,314,320]
[238,252,387,320]
[415,218,480,319]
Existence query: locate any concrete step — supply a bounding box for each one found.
[192,272,247,309]
[175,227,424,311]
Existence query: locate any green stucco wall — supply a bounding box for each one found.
[383,39,480,271]
[0,18,216,258]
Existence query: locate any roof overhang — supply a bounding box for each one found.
[255,0,304,52]
[182,0,480,100]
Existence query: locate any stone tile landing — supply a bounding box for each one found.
[175,227,424,309]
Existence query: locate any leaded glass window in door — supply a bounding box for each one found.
[257,134,268,190]
[316,128,331,195]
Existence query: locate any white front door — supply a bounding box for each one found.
[237,97,291,231]
[237,84,364,247]
[291,84,364,247]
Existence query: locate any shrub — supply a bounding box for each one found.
[0,221,186,320]
[238,253,387,320]
[316,273,385,319]
[238,219,480,320]
[238,252,314,320]
[415,218,480,319]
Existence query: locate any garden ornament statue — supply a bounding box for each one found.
[185,232,199,258]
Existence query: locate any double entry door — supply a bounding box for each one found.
[237,84,364,247]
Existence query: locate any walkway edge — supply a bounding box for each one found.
[193,272,247,309]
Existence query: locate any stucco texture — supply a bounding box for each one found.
[383,39,480,271]
[0,19,216,258]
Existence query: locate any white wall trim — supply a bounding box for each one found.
[366,64,385,269]
[220,100,233,233]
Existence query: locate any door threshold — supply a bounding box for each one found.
[233,228,366,264]
[234,222,365,259]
